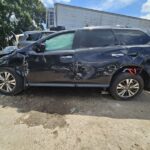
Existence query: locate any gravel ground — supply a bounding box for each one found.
[0,87,150,150]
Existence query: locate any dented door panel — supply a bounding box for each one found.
[0,45,149,87]
[26,50,75,83]
[74,45,148,85]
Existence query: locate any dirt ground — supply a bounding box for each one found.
[0,87,150,150]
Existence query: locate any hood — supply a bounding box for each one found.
[0,46,18,56]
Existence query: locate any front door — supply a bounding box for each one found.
[27,32,76,84]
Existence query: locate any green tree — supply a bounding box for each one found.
[0,0,45,48]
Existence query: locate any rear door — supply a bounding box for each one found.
[74,29,126,86]
[114,29,150,57]
[114,29,150,79]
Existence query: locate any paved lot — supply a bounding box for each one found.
[0,87,150,150]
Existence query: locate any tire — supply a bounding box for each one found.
[110,73,144,100]
[0,68,24,96]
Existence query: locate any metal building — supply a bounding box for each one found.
[52,3,150,32]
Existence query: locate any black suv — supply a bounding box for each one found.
[0,27,150,100]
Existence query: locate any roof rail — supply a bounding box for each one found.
[83,25,133,30]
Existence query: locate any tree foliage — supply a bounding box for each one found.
[0,0,45,48]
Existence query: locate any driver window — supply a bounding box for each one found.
[45,33,74,51]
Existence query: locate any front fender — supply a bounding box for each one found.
[0,52,28,77]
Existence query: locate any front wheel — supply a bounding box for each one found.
[110,73,144,100]
[0,68,24,95]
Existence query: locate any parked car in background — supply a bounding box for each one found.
[0,27,150,100]
[50,26,66,31]
[0,46,17,54]
[18,31,55,48]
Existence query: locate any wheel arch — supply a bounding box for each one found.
[0,67,25,95]
[110,65,150,90]
[0,67,24,77]
[0,67,27,89]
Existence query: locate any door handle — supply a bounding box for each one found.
[60,56,73,59]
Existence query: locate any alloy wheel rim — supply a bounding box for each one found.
[0,71,16,93]
[116,79,140,98]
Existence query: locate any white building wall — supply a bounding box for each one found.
[55,3,150,32]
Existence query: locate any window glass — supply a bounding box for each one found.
[26,33,41,41]
[78,29,116,48]
[45,33,74,51]
[115,29,150,45]
[41,32,54,38]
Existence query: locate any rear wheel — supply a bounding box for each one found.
[0,68,24,95]
[110,73,144,100]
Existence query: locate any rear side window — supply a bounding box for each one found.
[78,29,116,48]
[114,29,150,45]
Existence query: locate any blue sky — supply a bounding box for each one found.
[41,0,150,19]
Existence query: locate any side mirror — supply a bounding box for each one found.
[32,43,45,53]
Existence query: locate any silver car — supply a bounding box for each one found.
[18,31,55,48]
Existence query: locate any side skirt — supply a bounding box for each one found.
[27,83,110,88]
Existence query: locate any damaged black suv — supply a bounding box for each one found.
[0,27,150,100]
